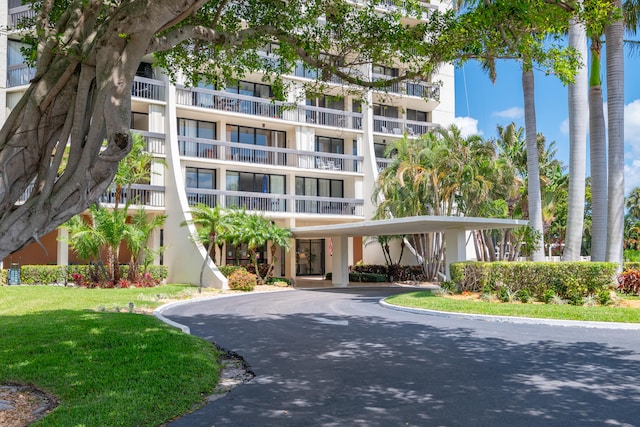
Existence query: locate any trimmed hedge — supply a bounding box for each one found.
[623,262,640,271]
[450,261,617,299]
[325,272,388,282]
[9,264,168,285]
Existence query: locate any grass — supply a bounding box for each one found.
[0,284,220,426]
[386,291,640,323]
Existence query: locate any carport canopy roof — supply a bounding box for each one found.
[291,215,528,239]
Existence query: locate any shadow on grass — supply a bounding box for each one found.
[166,288,640,427]
[0,310,219,426]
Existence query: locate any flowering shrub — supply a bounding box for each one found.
[228,269,256,291]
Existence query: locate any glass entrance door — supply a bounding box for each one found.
[296,239,325,276]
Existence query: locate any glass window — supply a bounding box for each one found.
[226,125,286,147]
[178,119,216,139]
[296,177,343,198]
[407,109,428,122]
[315,136,344,154]
[226,172,239,191]
[373,104,399,118]
[186,167,215,189]
[318,179,330,197]
[228,171,285,193]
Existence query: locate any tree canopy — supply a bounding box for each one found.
[0,0,584,260]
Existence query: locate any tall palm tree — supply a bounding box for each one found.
[522,65,546,261]
[606,0,625,266]
[564,4,589,261]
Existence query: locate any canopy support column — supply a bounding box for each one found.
[331,235,349,287]
[445,229,466,280]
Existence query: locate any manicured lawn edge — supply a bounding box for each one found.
[383,291,640,326]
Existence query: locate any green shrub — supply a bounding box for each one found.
[439,280,459,294]
[0,269,6,286]
[517,288,532,303]
[266,276,290,285]
[219,265,247,278]
[450,261,617,300]
[623,250,640,262]
[228,269,256,291]
[20,265,69,285]
[325,272,332,280]
[14,264,167,287]
[496,286,514,303]
[597,289,613,306]
[349,272,387,282]
[540,289,556,304]
[623,262,640,271]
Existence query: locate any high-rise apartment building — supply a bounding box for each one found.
[1,0,454,287]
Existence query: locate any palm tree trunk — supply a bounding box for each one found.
[563,12,589,261]
[589,41,608,261]
[605,0,625,267]
[522,67,545,261]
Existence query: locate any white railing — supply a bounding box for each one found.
[7,64,36,87]
[185,189,363,216]
[176,86,363,130]
[131,76,166,101]
[134,131,165,155]
[376,158,393,172]
[178,136,363,172]
[374,116,436,136]
[372,74,440,100]
[99,184,165,207]
[9,4,36,29]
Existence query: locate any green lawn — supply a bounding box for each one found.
[0,285,220,426]
[386,291,640,323]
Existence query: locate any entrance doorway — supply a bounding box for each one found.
[296,239,325,276]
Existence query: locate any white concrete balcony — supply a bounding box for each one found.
[373,116,436,136]
[7,64,36,88]
[185,189,364,216]
[99,184,166,208]
[178,136,363,173]
[372,74,440,101]
[8,0,36,29]
[135,131,165,155]
[376,158,393,172]
[17,183,165,208]
[131,76,166,102]
[175,86,363,130]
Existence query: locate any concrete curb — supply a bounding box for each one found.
[379,299,640,330]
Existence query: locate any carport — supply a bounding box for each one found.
[291,215,528,287]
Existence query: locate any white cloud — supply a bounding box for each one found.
[625,99,640,151]
[624,160,640,195]
[492,107,524,120]
[451,116,482,137]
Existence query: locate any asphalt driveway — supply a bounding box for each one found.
[161,287,640,427]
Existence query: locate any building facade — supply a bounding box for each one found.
[1,0,454,287]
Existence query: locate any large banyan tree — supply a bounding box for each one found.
[0,0,461,259]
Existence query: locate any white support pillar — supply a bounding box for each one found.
[331,235,349,287]
[57,227,69,266]
[445,229,467,280]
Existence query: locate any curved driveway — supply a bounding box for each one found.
[163,287,640,427]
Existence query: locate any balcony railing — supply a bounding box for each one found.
[178,136,364,172]
[99,184,165,207]
[374,116,436,136]
[185,189,363,216]
[376,158,393,172]
[176,86,363,130]
[9,3,36,29]
[131,77,166,101]
[372,74,440,100]
[134,131,165,155]
[7,64,36,87]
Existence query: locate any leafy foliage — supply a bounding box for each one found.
[617,269,640,295]
[228,269,257,291]
[450,261,617,300]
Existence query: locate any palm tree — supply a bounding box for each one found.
[92,205,128,282]
[564,4,589,261]
[124,210,167,281]
[62,214,104,267]
[606,0,626,266]
[182,203,227,289]
[626,187,640,219]
[522,64,545,261]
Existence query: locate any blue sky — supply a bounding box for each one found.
[453,47,640,195]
